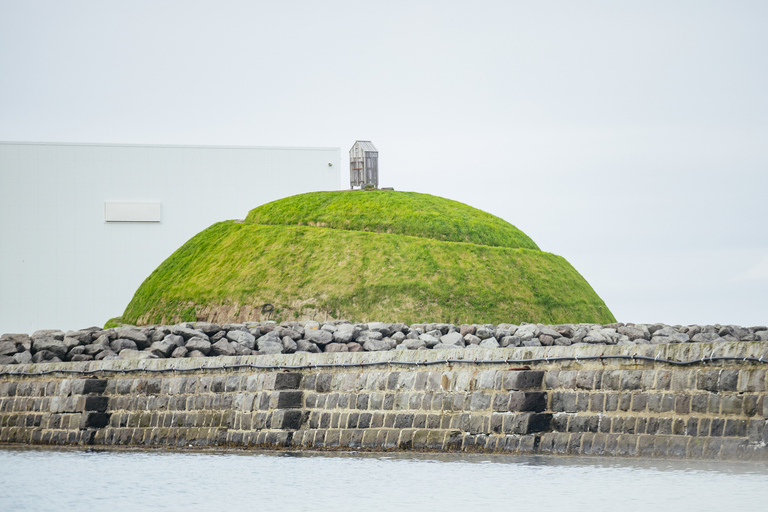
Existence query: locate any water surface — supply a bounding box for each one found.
[1,447,766,511]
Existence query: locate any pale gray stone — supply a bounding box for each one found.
[226,330,256,349]
[170,346,188,358]
[0,341,18,356]
[440,331,465,347]
[305,329,334,345]
[119,349,156,360]
[185,337,211,355]
[211,339,237,356]
[296,340,320,353]
[418,333,440,348]
[148,339,176,358]
[479,337,500,348]
[499,335,520,347]
[110,338,138,353]
[464,334,481,345]
[13,351,32,364]
[32,336,68,359]
[282,336,298,353]
[403,338,426,350]
[171,325,209,341]
[114,327,150,349]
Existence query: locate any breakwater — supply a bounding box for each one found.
[1,329,767,460]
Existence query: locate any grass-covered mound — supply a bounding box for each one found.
[118,191,614,326]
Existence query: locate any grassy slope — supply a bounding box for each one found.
[245,191,540,250]
[121,221,615,326]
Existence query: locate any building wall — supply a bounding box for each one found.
[0,142,341,334]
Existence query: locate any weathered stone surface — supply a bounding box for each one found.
[32,337,68,359]
[305,329,334,345]
[185,337,211,355]
[258,340,284,354]
[418,334,440,348]
[479,337,500,349]
[333,324,359,343]
[282,337,298,353]
[148,340,176,358]
[226,330,256,349]
[364,338,396,352]
[110,338,138,353]
[210,339,237,357]
[171,326,209,341]
[114,328,150,349]
[325,343,349,353]
[402,338,426,350]
[0,341,18,356]
[13,351,32,364]
[296,340,320,353]
[170,346,188,358]
[118,349,156,360]
[440,332,465,347]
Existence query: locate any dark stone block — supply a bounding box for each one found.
[276,391,303,409]
[275,373,302,390]
[718,370,739,392]
[81,396,109,413]
[279,410,304,430]
[724,419,747,438]
[512,413,552,434]
[358,413,372,429]
[315,373,332,393]
[502,371,544,390]
[675,394,691,414]
[81,379,108,395]
[394,413,414,429]
[82,412,111,429]
[710,418,724,437]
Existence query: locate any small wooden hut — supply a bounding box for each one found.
[349,140,378,189]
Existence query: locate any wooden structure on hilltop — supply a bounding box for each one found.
[349,141,378,189]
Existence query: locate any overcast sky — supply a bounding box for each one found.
[1,1,766,327]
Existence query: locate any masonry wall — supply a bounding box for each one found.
[1,342,767,460]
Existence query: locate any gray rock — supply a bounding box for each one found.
[479,337,500,349]
[171,325,209,341]
[194,322,222,335]
[226,330,256,349]
[210,339,237,356]
[170,346,189,358]
[554,336,572,346]
[164,334,185,347]
[258,340,284,354]
[391,331,406,343]
[279,327,303,340]
[474,326,494,340]
[114,327,150,349]
[464,334,481,345]
[32,350,60,363]
[433,343,464,350]
[440,331,465,347]
[522,338,542,347]
[70,354,93,362]
[333,323,359,343]
[571,327,588,344]
[305,329,334,345]
[539,335,554,346]
[499,335,520,348]
[363,338,396,352]
[515,324,539,342]
[185,337,211,355]
[539,327,561,339]
[32,337,68,359]
[32,330,64,341]
[324,343,349,353]
[282,336,297,353]
[321,323,338,333]
[0,341,18,356]
[95,350,118,360]
[148,340,176,358]
[67,345,86,357]
[296,340,320,353]
[235,344,253,356]
[367,322,394,337]
[64,330,91,349]
[347,342,364,352]
[0,355,15,365]
[119,349,157,360]
[418,333,440,348]
[187,350,207,358]
[13,351,32,364]
[402,338,426,350]
[110,338,138,353]
[618,325,650,341]
[459,324,476,336]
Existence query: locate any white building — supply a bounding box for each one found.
[0,141,341,334]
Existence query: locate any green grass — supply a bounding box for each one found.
[119,190,615,326]
[245,190,540,250]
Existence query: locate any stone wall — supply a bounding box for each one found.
[1,341,767,460]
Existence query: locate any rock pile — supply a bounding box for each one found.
[1,321,767,365]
